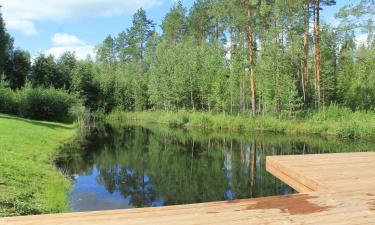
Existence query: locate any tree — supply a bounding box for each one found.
[0,8,12,77]
[161,1,187,47]
[313,0,336,108]
[56,51,77,90]
[71,60,100,110]
[127,9,155,62]
[96,35,116,63]
[29,54,58,88]
[319,24,337,105]
[335,0,375,35]
[75,1,375,114]
[302,2,309,107]
[333,0,374,109]
[188,0,209,42]
[5,49,30,89]
[115,31,130,63]
[243,0,258,116]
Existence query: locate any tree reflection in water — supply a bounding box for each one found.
[56,123,375,212]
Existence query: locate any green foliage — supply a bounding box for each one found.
[96,35,116,63]
[0,85,75,122]
[127,8,155,62]
[0,84,18,114]
[187,0,211,41]
[310,105,352,122]
[22,0,369,117]
[27,52,76,90]
[320,25,338,104]
[162,1,187,46]
[17,87,76,122]
[5,49,31,90]
[29,54,58,88]
[1,0,375,119]
[111,109,375,140]
[0,11,13,76]
[56,51,77,90]
[71,60,100,110]
[147,39,227,111]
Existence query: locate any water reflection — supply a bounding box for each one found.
[56,123,374,212]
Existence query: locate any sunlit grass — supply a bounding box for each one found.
[0,114,76,216]
[109,107,375,140]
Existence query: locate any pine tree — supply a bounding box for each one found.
[127,9,155,62]
[96,35,116,63]
[313,0,336,108]
[162,1,187,47]
[302,1,310,107]
[187,0,211,43]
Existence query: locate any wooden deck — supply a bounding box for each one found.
[1,152,375,225]
[266,152,375,194]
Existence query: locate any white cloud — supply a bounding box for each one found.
[42,33,94,60]
[52,33,86,46]
[0,0,163,35]
[44,45,95,60]
[6,20,37,35]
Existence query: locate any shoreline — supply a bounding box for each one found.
[108,109,375,140]
[0,114,76,217]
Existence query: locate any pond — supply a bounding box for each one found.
[56,122,375,212]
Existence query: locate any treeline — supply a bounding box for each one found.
[93,0,375,114]
[1,0,375,122]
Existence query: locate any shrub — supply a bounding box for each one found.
[18,87,75,122]
[0,85,19,114]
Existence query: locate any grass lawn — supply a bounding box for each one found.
[0,114,76,216]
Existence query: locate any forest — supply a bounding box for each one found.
[0,0,375,218]
[0,0,374,121]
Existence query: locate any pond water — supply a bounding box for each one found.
[56,123,375,212]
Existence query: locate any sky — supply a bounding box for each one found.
[0,0,360,60]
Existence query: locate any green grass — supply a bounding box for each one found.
[108,107,375,140]
[0,114,76,216]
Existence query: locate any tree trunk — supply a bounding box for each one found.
[275,16,280,113]
[240,32,245,113]
[230,28,234,114]
[314,0,321,108]
[288,5,296,113]
[247,7,256,116]
[189,74,195,110]
[303,3,309,107]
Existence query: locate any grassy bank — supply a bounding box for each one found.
[0,114,76,216]
[108,107,375,140]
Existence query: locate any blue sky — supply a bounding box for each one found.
[0,0,358,59]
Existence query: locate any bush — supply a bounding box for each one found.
[0,85,19,114]
[18,87,75,122]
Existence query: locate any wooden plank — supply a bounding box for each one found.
[266,160,314,192]
[1,192,375,225]
[266,152,375,193]
[266,157,330,192]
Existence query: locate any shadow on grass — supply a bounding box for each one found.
[0,114,74,130]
